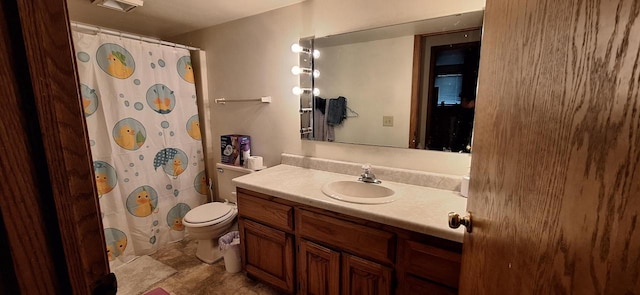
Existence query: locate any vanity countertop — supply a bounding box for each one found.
[232,164,467,243]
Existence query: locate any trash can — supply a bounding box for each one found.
[219,231,242,273]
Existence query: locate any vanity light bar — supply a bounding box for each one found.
[291,66,320,78]
[291,43,320,58]
[299,108,313,113]
[300,127,313,134]
[292,87,320,96]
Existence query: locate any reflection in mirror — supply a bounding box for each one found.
[299,10,483,153]
[297,38,315,138]
[416,30,481,152]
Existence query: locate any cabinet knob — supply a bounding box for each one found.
[448,212,472,233]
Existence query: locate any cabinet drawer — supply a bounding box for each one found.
[402,240,461,289]
[237,192,293,232]
[296,209,395,265]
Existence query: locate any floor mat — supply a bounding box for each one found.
[113,255,177,295]
[144,287,170,295]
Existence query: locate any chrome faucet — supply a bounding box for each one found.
[358,164,381,184]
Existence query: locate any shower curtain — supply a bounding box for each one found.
[73,31,207,268]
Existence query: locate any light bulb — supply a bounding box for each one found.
[291,43,303,53]
[313,50,320,59]
[292,66,319,77]
[292,87,319,96]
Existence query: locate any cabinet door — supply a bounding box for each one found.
[342,253,392,295]
[298,239,340,295]
[239,218,295,293]
[397,239,461,293]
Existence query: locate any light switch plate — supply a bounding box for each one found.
[383,116,394,127]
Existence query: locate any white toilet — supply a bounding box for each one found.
[183,163,253,263]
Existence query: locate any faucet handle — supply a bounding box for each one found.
[358,163,381,184]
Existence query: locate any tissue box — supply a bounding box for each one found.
[221,135,251,166]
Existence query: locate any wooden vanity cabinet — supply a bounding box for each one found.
[298,239,341,294]
[341,253,393,295]
[237,189,296,293]
[296,208,394,294]
[236,188,462,294]
[297,239,393,295]
[395,237,462,294]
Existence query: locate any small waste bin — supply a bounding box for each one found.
[219,231,241,273]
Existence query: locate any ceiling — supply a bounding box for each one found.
[66,0,305,38]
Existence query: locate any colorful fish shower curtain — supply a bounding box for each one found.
[73,31,208,268]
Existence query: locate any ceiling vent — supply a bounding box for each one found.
[92,0,143,12]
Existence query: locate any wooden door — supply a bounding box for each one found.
[1,0,112,293]
[239,218,295,293]
[298,239,340,295]
[341,253,392,295]
[460,0,640,294]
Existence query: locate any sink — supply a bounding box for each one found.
[321,180,397,204]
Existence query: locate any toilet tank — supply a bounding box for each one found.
[215,163,254,203]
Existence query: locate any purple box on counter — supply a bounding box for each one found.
[221,135,251,166]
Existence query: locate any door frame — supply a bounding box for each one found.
[2,0,111,293]
[408,27,481,149]
[423,41,480,151]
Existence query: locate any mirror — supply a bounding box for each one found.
[299,10,484,153]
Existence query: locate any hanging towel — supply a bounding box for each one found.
[313,106,325,140]
[313,100,334,141]
[326,96,347,126]
[325,102,335,141]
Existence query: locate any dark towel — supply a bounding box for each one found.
[326,96,347,126]
[314,96,326,115]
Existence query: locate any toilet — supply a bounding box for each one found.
[183,163,253,263]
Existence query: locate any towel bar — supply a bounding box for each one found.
[215,96,272,104]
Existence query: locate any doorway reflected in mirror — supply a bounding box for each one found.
[410,28,481,152]
[423,40,480,153]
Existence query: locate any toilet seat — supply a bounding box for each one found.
[183,202,237,228]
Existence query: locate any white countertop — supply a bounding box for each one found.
[232,164,468,243]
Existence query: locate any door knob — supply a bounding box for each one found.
[448,212,472,233]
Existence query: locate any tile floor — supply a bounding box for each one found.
[139,238,279,295]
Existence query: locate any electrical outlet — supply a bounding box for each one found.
[382,116,394,127]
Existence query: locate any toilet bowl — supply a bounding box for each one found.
[183,163,256,264]
[183,201,238,263]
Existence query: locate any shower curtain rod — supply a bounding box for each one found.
[70,21,201,51]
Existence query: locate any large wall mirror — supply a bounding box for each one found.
[298,10,484,153]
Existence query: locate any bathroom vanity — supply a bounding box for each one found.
[233,162,466,294]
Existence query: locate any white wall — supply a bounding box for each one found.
[171,0,485,176]
[316,36,413,148]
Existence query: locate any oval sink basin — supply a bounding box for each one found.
[321,180,397,204]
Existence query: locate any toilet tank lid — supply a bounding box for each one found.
[184,203,233,223]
